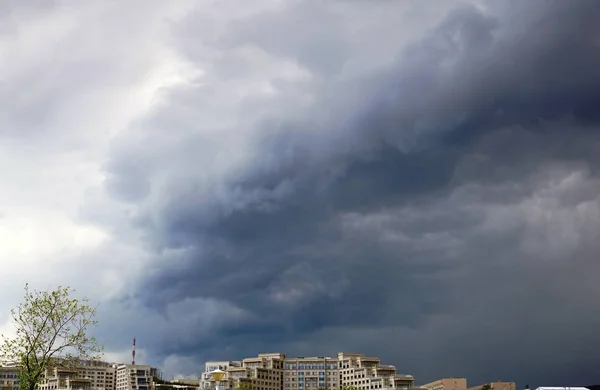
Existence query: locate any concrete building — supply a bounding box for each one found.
[76,361,118,390]
[2,358,158,390]
[0,365,20,390]
[201,352,415,390]
[115,364,154,390]
[202,353,284,390]
[40,366,93,390]
[33,361,155,390]
[155,379,200,390]
[336,353,414,390]
[420,378,467,390]
[467,382,516,390]
[535,388,589,390]
[284,354,336,390]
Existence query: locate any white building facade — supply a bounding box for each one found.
[36,361,155,390]
[201,352,415,390]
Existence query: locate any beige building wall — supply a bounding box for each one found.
[284,354,338,390]
[77,363,117,390]
[420,378,467,390]
[203,354,284,390]
[0,366,20,390]
[468,382,516,390]
[115,364,154,390]
[39,366,93,390]
[335,353,414,390]
[202,352,415,390]
[4,360,155,390]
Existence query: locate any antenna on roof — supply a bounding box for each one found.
[132,337,136,365]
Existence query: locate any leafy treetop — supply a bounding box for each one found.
[0,284,103,390]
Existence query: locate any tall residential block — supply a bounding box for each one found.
[201,352,415,390]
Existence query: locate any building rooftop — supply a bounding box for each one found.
[536,388,589,390]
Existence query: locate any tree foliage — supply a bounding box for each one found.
[481,384,493,390]
[0,284,103,390]
[236,382,253,390]
[340,385,362,390]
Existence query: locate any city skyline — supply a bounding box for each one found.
[0,351,589,390]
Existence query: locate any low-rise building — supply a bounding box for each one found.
[336,352,414,390]
[467,382,515,390]
[201,352,415,390]
[0,365,21,390]
[40,366,93,390]
[420,378,467,390]
[155,379,199,390]
[21,360,156,390]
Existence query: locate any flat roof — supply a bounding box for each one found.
[537,388,589,390]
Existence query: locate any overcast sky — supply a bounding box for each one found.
[2,0,600,387]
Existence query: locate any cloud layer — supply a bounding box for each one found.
[3,0,600,387]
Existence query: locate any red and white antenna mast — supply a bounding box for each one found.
[132,337,136,365]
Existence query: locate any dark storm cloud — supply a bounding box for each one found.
[98,0,600,386]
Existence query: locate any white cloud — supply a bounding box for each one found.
[161,355,201,380]
[0,0,201,360]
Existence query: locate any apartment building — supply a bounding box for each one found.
[38,360,117,390]
[467,382,516,390]
[284,354,337,390]
[115,364,154,390]
[420,378,467,390]
[201,352,415,390]
[40,366,94,390]
[202,354,285,390]
[34,361,155,390]
[77,361,117,390]
[0,365,20,390]
[336,353,414,390]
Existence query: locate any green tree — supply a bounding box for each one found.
[481,384,493,390]
[0,284,103,390]
[236,381,254,390]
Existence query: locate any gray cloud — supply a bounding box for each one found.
[87,0,600,387]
